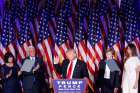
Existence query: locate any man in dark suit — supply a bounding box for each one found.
[53,49,95,93]
[54,49,89,79]
[19,46,49,93]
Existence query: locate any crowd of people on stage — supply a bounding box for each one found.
[0,43,140,93]
[0,46,49,93]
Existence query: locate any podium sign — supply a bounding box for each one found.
[53,79,87,93]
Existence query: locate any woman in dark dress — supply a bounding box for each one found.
[96,48,121,93]
[1,52,21,93]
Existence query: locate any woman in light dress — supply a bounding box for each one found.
[122,44,140,93]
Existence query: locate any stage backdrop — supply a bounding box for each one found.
[0,0,140,87]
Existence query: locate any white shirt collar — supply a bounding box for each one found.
[72,58,77,64]
[30,56,35,60]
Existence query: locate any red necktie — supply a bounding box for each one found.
[67,61,73,79]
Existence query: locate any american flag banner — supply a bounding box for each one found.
[0,0,4,17]
[65,0,74,46]
[37,8,58,78]
[16,3,33,63]
[10,0,22,20]
[25,0,38,20]
[0,0,139,92]
[46,0,56,41]
[17,0,40,62]
[16,18,32,64]
[46,0,55,18]
[107,6,122,62]
[74,14,86,62]
[15,6,26,65]
[98,0,109,16]
[74,0,89,62]
[26,0,39,40]
[98,0,109,36]
[0,7,16,64]
[54,0,70,64]
[74,1,95,91]
[0,11,10,64]
[87,7,104,83]
[120,0,140,56]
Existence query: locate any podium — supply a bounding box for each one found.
[53,79,87,93]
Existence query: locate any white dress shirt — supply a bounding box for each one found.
[30,56,35,61]
[67,58,77,79]
[104,64,110,79]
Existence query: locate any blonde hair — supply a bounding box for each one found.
[28,46,35,50]
[106,48,115,55]
[66,49,77,59]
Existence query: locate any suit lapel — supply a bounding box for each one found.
[63,60,69,78]
[27,57,30,60]
[72,60,80,78]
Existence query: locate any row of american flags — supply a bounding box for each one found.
[0,0,140,89]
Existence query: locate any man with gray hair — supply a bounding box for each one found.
[20,46,49,93]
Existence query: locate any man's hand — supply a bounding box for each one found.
[0,84,2,88]
[49,77,53,88]
[114,88,118,93]
[84,77,88,82]
[33,64,40,73]
[6,70,12,78]
[54,56,60,64]
[18,70,22,76]
[99,88,101,93]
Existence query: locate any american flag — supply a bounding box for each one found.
[74,15,86,61]
[25,0,39,45]
[0,9,16,64]
[54,0,69,64]
[46,0,55,17]
[16,4,33,64]
[0,1,139,92]
[74,0,89,62]
[74,1,95,91]
[98,0,109,16]
[16,0,40,64]
[26,0,38,20]
[98,0,109,37]
[64,0,73,46]
[37,8,58,78]
[120,0,140,56]
[17,17,31,62]
[0,11,9,64]
[46,0,56,41]
[107,6,122,62]
[87,6,104,79]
